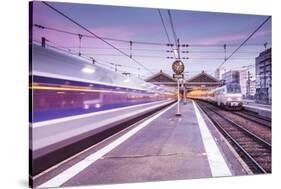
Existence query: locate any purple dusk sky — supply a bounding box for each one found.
[31,1,272,79]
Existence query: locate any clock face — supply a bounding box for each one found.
[172,60,184,75]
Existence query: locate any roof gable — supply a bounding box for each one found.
[145,70,176,83]
[187,71,219,83]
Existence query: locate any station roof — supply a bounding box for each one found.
[145,70,222,91]
[187,71,219,83]
[145,70,176,83]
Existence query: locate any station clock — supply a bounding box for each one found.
[172,60,184,75]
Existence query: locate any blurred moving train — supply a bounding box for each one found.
[187,83,243,110]
[29,43,176,175]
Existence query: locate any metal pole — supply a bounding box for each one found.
[247,71,250,98]
[177,38,181,59]
[41,37,46,48]
[176,79,181,116]
[183,80,187,104]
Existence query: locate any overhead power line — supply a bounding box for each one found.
[33,24,270,48]
[158,10,172,44]
[42,1,153,74]
[33,39,147,78]
[33,24,168,46]
[80,52,255,60]
[218,16,271,68]
[167,10,181,59]
[31,41,268,54]
[167,10,178,46]
[158,9,176,59]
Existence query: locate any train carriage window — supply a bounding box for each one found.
[226,83,241,93]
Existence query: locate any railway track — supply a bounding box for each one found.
[197,101,271,174]
[231,110,271,128]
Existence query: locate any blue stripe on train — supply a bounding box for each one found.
[30,100,155,123]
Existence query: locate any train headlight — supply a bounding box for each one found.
[237,97,242,101]
[227,97,232,101]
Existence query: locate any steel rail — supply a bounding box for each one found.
[197,101,271,173]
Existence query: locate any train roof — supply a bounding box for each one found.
[30,43,174,93]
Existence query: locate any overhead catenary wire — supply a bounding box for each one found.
[39,39,260,60]
[31,41,269,54]
[42,1,153,74]
[157,9,177,60]
[33,24,168,46]
[35,2,272,79]
[218,16,271,68]
[80,52,256,60]
[158,10,172,45]
[32,39,150,79]
[32,24,271,48]
[167,10,182,59]
[167,10,178,46]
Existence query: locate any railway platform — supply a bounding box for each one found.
[34,99,250,188]
[243,102,271,119]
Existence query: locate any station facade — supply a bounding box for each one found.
[145,70,223,93]
[255,48,272,105]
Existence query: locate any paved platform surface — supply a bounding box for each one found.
[243,101,272,119]
[36,100,249,188]
[243,101,271,111]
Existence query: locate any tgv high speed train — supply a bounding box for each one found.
[187,83,243,110]
[29,43,176,175]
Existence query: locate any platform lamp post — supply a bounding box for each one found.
[172,60,185,116]
[183,71,190,105]
[182,79,187,105]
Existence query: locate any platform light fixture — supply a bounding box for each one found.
[82,66,95,74]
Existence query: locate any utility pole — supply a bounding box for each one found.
[182,79,187,104]
[177,38,181,59]
[246,71,251,98]
[176,39,181,116]
[224,44,227,61]
[242,65,253,99]
[110,63,121,72]
[78,34,82,56]
[41,37,47,48]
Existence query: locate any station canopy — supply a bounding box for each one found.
[145,70,176,86]
[145,70,222,91]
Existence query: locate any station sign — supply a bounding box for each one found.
[173,74,184,79]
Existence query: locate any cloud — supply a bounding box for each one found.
[89,26,137,39]
[192,30,271,45]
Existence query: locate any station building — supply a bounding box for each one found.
[145,70,222,95]
[221,69,249,97]
[255,48,272,105]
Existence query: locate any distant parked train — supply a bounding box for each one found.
[187,83,243,110]
[30,43,176,175]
